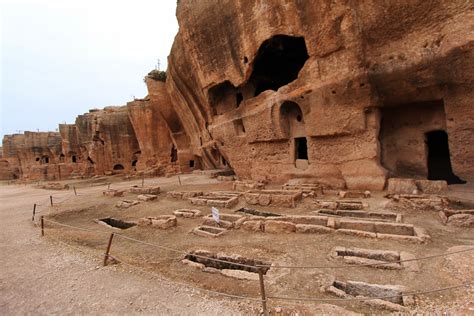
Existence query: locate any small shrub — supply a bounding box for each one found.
[147,69,167,82]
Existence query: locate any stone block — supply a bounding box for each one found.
[137,194,157,201]
[387,178,418,194]
[336,229,377,238]
[345,281,405,304]
[415,180,447,194]
[447,214,474,227]
[220,269,259,281]
[264,220,296,233]
[242,220,263,232]
[338,219,376,232]
[374,222,414,236]
[296,224,333,234]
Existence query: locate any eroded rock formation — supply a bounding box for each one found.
[2,1,473,187]
[165,0,474,189]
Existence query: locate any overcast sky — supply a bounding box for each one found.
[0,0,178,139]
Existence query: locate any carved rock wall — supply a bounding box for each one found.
[165,0,474,189]
[75,106,141,175]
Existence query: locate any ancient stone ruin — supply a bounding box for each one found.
[2,1,472,193]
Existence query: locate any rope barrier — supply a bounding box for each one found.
[267,281,473,302]
[35,219,474,305]
[42,218,109,234]
[114,234,259,270]
[108,253,261,301]
[41,218,474,270]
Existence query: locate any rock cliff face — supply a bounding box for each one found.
[165,0,474,189]
[127,78,196,175]
[3,1,473,187]
[1,132,65,180]
[75,106,141,175]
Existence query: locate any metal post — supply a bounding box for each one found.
[32,204,37,221]
[50,195,53,206]
[103,233,115,266]
[258,269,269,316]
[73,186,77,196]
[41,216,44,236]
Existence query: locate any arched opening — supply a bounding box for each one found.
[170,145,178,163]
[280,101,305,138]
[426,130,465,184]
[131,160,138,167]
[250,35,309,96]
[113,164,125,171]
[59,154,65,163]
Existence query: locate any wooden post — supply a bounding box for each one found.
[103,233,115,266]
[141,176,144,187]
[50,195,53,206]
[41,216,44,236]
[107,183,111,190]
[73,186,77,196]
[258,269,269,316]
[32,203,37,221]
[178,175,182,186]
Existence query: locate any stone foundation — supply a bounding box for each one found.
[244,190,302,208]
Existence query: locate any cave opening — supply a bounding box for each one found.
[295,137,308,160]
[72,155,77,163]
[189,160,195,168]
[426,130,465,184]
[170,145,178,163]
[250,35,309,97]
[113,164,125,171]
[131,160,138,167]
[59,154,65,163]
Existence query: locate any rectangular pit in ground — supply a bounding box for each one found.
[183,250,271,274]
[314,209,401,222]
[97,218,136,229]
[192,225,227,238]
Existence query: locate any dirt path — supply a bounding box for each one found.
[0,184,245,315]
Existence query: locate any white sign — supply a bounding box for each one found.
[211,207,220,224]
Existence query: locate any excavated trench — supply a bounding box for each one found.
[317,209,399,222]
[99,218,136,229]
[235,207,282,217]
[332,280,406,305]
[184,251,271,274]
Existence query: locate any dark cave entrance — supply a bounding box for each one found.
[295,137,308,160]
[113,164,125,171]
[251,35,309,96]
[170,145,178,163]
[426,130,465,184]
